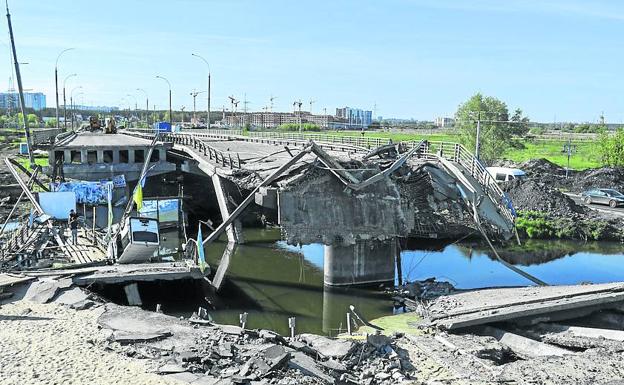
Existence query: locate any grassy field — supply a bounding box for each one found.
[15,156,49,171]
[300,130,601,170]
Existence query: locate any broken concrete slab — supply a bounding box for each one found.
[478,326,573,358]
[111,330,173,344]
[425,282,624,330]
[299,333,356,360]
[366,333,392,349]
[539,323,624,342]
[52,286,88,306]
[23,278,72,304]
[288,351,335,384]
[157,363,188,374]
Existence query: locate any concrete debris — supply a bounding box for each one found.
[299,333,356,359]
[23,277,73,304]
[97,303,418,385]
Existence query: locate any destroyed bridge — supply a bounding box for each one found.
[48,129,517,287]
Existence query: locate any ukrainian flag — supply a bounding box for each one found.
[133,183,143,211]
[197,225,207,273]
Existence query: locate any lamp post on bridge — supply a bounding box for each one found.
[192,53,211,128]
[63,73,77,131]
[156,75,172,127]
[136,88,149,127]
[55,48,74,130]
[70,86,82,131]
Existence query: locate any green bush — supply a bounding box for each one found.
[277,123,321,132]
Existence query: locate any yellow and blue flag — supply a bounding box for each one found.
[133,183,143,211]
[197,225,207,273]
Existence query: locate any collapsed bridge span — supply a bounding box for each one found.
[119,129,517,286]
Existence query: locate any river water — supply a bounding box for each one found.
[174,229,624,336]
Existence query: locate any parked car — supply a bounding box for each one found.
[485,167,527,183]
[581,188,624,208]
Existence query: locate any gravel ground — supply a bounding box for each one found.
[0,299,183,385]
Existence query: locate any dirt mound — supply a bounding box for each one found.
[520,158,566,177]
[503,179,585,216]
[572,167,624,193]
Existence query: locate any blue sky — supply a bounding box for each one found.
[3,0,624,121]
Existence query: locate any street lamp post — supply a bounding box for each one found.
[55,48,74,130]
[156,75,172,127]
[70,86,82,131]
[136,88,149,127]
[63,73,77,130]
[126,94,138,128]
[192,53,211,128]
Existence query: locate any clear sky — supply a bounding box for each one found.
[2,0,624,122]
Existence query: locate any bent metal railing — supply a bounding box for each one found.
[162,133,242,169]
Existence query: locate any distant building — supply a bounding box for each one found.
[434,117,455,128]
[0,92,46,111]
[335,106,373,128]
[221,111,347,129]
[73,105,119,112]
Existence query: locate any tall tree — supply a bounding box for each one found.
[455,93,510,163]
[510,108,530,136]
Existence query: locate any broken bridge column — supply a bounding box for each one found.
[323,239,396,286]
[123,283,142,306]
[211,174,244,244]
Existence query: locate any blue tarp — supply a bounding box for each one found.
[51,181,114,205]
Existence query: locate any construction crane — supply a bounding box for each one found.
[293,100,303,132]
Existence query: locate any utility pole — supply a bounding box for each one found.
[475,111,481,161]
[309,99,316,114]
[6,0,34,166]
[270,95,277,112]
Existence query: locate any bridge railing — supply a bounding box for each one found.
[248,131,392,148]
[162,133,242,169]
[418,141,515,224]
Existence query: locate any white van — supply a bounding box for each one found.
[485,167,527,183]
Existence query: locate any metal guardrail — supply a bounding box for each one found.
[162,133,242,169]
[248,131,393,148]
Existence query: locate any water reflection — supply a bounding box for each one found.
[184,228,624,335]
[203,229,392,336]
[400,240,624,289]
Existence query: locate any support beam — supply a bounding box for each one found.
[124,283,143,306]
[211,174,243,244]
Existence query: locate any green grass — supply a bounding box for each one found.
[502,139,600,169]
[16,156,49,171]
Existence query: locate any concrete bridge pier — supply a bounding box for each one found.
[211,174,244,244]
[323,239,396,286]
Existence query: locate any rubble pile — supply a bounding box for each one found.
[102,306,416,385]
[503,179,585,216]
